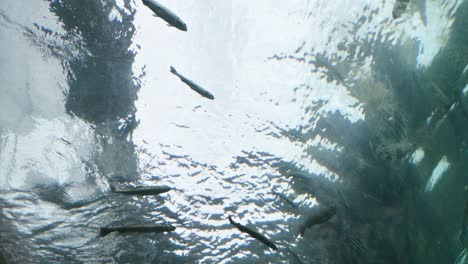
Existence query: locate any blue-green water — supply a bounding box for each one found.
[1,0,468,263]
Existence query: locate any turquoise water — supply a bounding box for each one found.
[0,0,467,263]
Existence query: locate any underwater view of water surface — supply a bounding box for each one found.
[1,0,468,263]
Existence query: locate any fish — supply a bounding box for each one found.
[272,189,298,208]
[341,225,368,259]
[228,215,278,250]
[460,202,468,247]
[100,224,176,237]
[287,171,310,180]
[455,248,468,264]
[285,246,306,264]
[299,205,336,236]
[392,0,410,19]
[170,66,215,100]
[110,184,171,196]
[393,0,427,24]
[142,0,187,31]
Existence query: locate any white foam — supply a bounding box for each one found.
[0,133,17,188]
[425,156,450,192]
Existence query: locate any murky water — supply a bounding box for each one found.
[1,0,468,263]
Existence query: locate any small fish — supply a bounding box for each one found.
[110,185,171,196]
[228,215,278,250]
[272,189,298,208]
[455,248,468,264]
[285,246,306,264]
[170,66,215,100]
[342,225,368,259]
[142,0,187,31]
[299,205,336,236]
[287,171,310,180]
[460,202,468,247]
[392,0,410,19]
[100,224,176,237]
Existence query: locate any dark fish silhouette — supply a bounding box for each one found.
[285,246,306,264]
[341,224,368,260]
[272,189,298,208]
[100,224,176,237]
[228,215,278,250]
[299,205,336,236]
[110,184,171,196]
[287,171,310,180]
[392,0,410,19]
[170,66,215,100]
[142,0,187,31]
